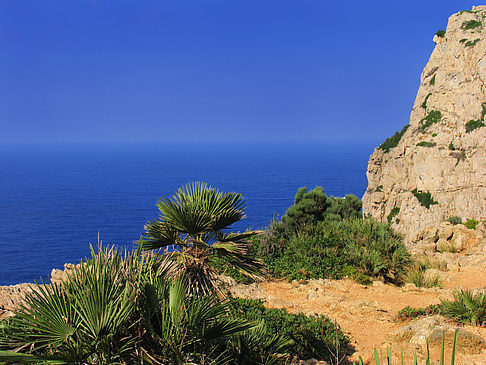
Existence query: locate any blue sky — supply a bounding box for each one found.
[0,0,479,144]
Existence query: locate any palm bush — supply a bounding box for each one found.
[0,246,138,364]
[440,289,486,326]
[0,246,284,365]
[139,182,265,294]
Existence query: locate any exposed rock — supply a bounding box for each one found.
[363,6,486,243]
[390,315,485,354]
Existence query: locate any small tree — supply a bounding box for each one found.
[139,182,265,294]
[282,186,362,230]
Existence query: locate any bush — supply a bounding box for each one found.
[465,119,485,133]
[0,246,286,364]
[253,218,411,284]
[430,74,436,85]
[416,141,437,148]
[387,207,400,223]
[229,297,349,361]
[378,124,410,153]
[396,304,441,321]
[447,216,462,225]
[418,110,442,132]
[448,142,455,150]
[405,264,441,288]
[412,188,438,209]
[465,38,480,47]
[465,218,479,229]
[435,29,446,37]
[441,289,486,326]
[461,19,482,30]
[421,92,432,108]
[281,186,361,230]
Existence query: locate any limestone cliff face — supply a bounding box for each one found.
[363,6,486,243]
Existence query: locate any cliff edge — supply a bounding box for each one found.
[363,6,486,243]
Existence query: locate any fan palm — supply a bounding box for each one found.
[139,182,265,294]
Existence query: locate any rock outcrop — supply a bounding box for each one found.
[363,6,486,243]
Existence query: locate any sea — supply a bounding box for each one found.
[0,141,377,285]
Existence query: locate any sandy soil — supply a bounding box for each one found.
[250,266,486,365]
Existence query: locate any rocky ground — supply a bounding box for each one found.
[229,224,486,365]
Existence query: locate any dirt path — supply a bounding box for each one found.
[231,267,486,364]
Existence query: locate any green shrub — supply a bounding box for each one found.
[448,142,455,150]
[387,207,400,223]
[461,19,482,30]
[0,246,285,365]
[252,218,410,284]
[412,188,438,209]
[460,38,468,43]
[281,186,361,230]
[447,216,462,225]
[421,93,432,108]
[465,38,480,47]
[405,264,441,288]
[441,289,486,326]
[432,133,438,137]
[396,304,441,321]
[375,185,383,192]
[418,110,442,132]
[378,124,410,153]
[465,118,485,132]
[435,29,446,37]
[416,141,437,147]
[465,218,479,229]
[481,102,486,120]
[430,74,436,85]
[229,297,349,361]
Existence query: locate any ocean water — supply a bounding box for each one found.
[0,141,375,285]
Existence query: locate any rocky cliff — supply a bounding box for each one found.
[362,6,486,243]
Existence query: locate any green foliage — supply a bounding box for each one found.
[465,218,479,229]
[416,141,437,148]
[448,142,455,150]
[376,185,383,192]
[421,92,432,108]
[0,246,290,365]
[405,263,441,288]
[459,10,479,15]
[411,188,438,209]
[447,216,463,225]
[465,38,480,47]
[378,124,410,153]
[387,207,400,223]
[460,38,468,43]
[253,218,410,284]
[418,110,442,132]
[435,29,446,37]
[465,118,485,133]
[229,298,348,362]
[430,74,436,85]
[481,102,486,120]
[432,133,438,137]
[281,186,362,230]
[441,289,486,326]
[461,19,482,30]
[396,304,441,321]
[139,182,264,294]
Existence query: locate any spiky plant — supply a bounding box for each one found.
[139,182,265,294]
[0,246,139,364]
[441,289,486,326]
[139,274,258,364]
